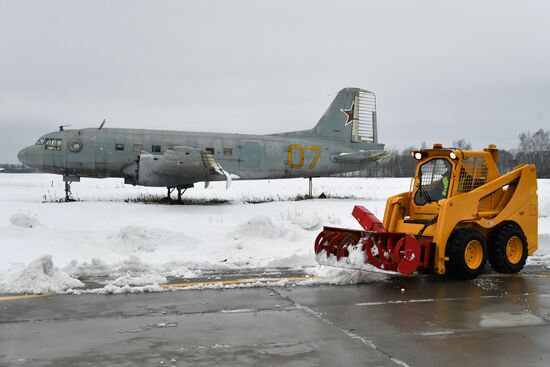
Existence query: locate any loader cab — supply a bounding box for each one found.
[409,144,502,214]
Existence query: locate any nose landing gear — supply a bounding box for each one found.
[63,175,80,202]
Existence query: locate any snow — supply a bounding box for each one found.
[9,213,41,228]
[0,173,548,294]
[1,255,84,294]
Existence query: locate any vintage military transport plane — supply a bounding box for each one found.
[18,88,387,201]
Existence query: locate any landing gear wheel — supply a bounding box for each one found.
[446,228,487,280]
[489,224,528,274]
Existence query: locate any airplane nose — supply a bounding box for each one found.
[17,147,28,165]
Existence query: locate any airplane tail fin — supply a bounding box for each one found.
[312,88,379,145]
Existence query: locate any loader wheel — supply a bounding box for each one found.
[446,228,487,280]
[488,224,528,274]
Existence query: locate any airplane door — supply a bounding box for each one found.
[95,141,107,176]
[67,134,95,174]
[238,141,261,170]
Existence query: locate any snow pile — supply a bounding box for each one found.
[63,258,113,277]
[69,273,168,295]
[315,247,394,274]
[69,283,165,295]
[312,266,389,285]
[9,213,40,228]
[231,216,288,239]
[112,226,198,253]
[108,273,167,287]
[528,234,550,267]
[540,200,549,218]
[289,211,341,231]
[1,255,84,294]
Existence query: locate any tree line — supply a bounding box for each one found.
[350,129,550,178]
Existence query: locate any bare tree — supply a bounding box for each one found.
[517,129,550,177]
[452,139,472,150]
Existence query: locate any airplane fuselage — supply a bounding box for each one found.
[18,127,383,187]
[17,88,387,190]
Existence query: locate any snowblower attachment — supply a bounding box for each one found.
[314,144,538,279]
[314,206,431,275]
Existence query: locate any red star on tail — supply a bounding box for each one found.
[341,102,355,126]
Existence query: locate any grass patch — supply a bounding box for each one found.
[124,193,231,206]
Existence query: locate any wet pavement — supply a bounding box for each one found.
[1,272,550,366]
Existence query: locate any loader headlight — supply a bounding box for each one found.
[449,152,457,160]
[413,152,423,160]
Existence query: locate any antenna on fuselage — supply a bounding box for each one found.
[59,125,71,131]
[99,119,106,129]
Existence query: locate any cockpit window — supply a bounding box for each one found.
[414,158,452,205]
[35,138,45,145]
[43,139,63,151]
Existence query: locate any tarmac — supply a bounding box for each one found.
[1,269,550,367]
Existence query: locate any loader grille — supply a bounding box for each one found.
[458,157,489,193]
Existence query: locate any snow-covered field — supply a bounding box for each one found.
[0,174,549,294]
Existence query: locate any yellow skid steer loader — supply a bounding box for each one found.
[315,144,538,279]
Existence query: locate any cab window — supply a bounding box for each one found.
[43,139,63,151]
[414,158,452,205]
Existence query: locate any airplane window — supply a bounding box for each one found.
[115,144,125,151]
[133,144,143,153]
[206,147,214,155]
[44,139,63,151]
[224,148,233,156]
[152,145,161,153]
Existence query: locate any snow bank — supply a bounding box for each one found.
[540,200,549,218]
[108,273,167,287]
[9,213,40,228]
[231,216,288,239]
[289,211,341,231]
[1,255,84,294]
[69,283,165,295]
[112,226,198,253]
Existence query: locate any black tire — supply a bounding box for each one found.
[446,228,488,280]
[488,223,528,274]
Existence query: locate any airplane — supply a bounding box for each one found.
[17,88,388,201]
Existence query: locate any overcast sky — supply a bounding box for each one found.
[1,0,549,162]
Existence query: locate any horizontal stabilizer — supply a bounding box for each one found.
[332,150,389,163]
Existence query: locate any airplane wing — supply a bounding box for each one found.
[139,146,238,188]
[331,150,390,163]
